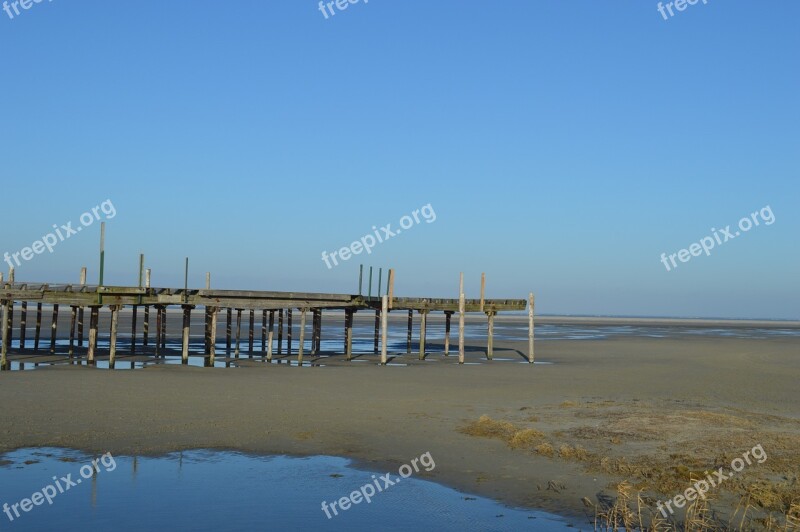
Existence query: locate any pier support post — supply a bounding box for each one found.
[143,269,151,349]
[373,309,380,354]
[444,311,452,356]
[50,304,59,355]
[277,309,284,355]
[235,309,242,359]
[109,305,120,369]
[297,308,307,365]
[131,305,138,356]
[182,305,192,365]
[419,309,428,361]
[486,311,496,360]
[248,309,254,357]
[208,307,218,367]
[458,273,465,365]
[1,300,10,371]
[19,302,27,351]
[154,306,163,357]
[344,309,354,361]
[160,305,167,352]
[34,303,42,352]
[312,309,321,354]
[69,306,77,358]
[406,310,412,354]
[78,267,86,349]
[88,306,99,365]
[261,310,267,356]
[5,303,12,353]
[381,296,388,365]
[225,308,232,356]
[267,310,275,361]
[287,310,293,356]
[528,293,535,364]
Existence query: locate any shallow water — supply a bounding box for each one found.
[0,448,574,531]
[5,318,798,370]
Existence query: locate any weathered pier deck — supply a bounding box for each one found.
[1,269,534,370]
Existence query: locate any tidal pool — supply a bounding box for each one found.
[0,448,576,531]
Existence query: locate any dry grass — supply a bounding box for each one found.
[458,403,800,531]
[458,415,517,440]
[509,428,546,449]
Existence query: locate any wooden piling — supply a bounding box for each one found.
[87,306,99,365]
[109,305,120,369]
[50,304,59,354]
[344,309,354,361]
[78,267,86,348]
[267,310,275,361]
[143,269,151,348]
[160,305,167,351]
[486,311,496,360]
[261,310,267,356]
[34,303,42,352]
[235,309,242,358]
[373,309,380,354]
[155,305,163,357]
[5,302,12,353]
[381,295,388,365]
[287,309,293,356]
[248,309,254,357]
[528,293,535,363]
[182,305,192,365]
[208,307,218,367]
[458,273,465,364]
[5,269,12,353]
[131,304,138,355]
[312,309,321,354]
[1,300,9,371]
[19,301,27,351]
[204,307,211,355]
[388,269,395,309]
[444,311,452,356]
[277,309,284,355]
[226,308,232,355]
[297,308,307,365]
[406,310,412,354]
[419,309,428,361]
[68,306,77,357]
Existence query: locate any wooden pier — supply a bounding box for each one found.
[0,266,534,370]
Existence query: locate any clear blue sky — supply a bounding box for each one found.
[1,1,797,319]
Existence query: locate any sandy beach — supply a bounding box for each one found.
[2,318,798,528]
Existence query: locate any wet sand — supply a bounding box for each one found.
[1,324,798,527]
